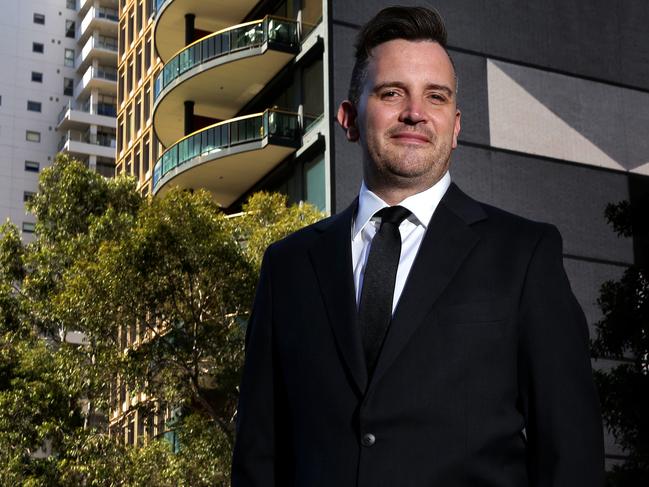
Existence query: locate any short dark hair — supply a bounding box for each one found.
[348,6,455,105]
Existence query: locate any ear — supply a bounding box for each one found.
[452,109,461,149]
[336,100,360,142]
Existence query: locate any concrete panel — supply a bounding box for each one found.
[331,0,649,90]
[451,144,635,265]
[488,59,649,174]
[330,23,364,213]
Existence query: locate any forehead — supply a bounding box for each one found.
[366,39,455,87]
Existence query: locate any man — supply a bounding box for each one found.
[232,6,605,486]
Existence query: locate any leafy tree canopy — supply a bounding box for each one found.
[0,154,324,485]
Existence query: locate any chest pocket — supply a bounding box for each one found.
[435,298,510,325]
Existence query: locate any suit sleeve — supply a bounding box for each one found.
[517,225,605,486]
[231,247,292,487]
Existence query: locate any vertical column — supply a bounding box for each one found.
[185,13,195,45]
[184,100,194,135]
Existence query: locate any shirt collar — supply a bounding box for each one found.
[353,171,451,238]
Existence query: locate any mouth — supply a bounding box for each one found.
[390,132,431,144]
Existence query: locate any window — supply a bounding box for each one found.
[26,130,41,142]
[31,71,43,82]
[22,222,36,233]
[33,13,45,24]
[134,149,140,179]
[23,191,36,203]
[66,0,76,9]
[143,137,149,174]
[143,85,150,120]
[144,37,151,70]
[128,13,134,45]
[119,25,126,57]
[63,77,74,96]
[137,1,143,31]
[136,49,142,82]
[64,48,75,67]
[134,95,141,132]
[125,107,131,144]
[27,101,41,112]
[126,60,133,93]
[32,42,44,53]
[65,20,75,38]
[25,161,40,172]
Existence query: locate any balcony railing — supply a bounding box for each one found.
[153,109,300,189]
[57,100,117,124]
[97,7,119,21]
[153,16,299,101]
[58,130,117,151]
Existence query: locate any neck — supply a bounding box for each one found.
[365,172,447,206]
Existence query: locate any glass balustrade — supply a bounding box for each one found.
[153,110,300,189]
[154,16,298,100]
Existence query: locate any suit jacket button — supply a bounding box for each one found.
[361,433,375,447]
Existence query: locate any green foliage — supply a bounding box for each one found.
[592,200,649,485]
[0,154,324,484]
[232,191,325,273]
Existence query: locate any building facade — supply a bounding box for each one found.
[0,0,79,235]
[0,0,119,237]
[56,0,119,179]
[114,0,649,468]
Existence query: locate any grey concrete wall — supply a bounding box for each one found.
[330,0,649,90]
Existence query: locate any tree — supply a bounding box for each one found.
[592,199,649,486]
[0,154,324,485]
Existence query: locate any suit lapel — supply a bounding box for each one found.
[308,201,368,395]
[368,183,487,391]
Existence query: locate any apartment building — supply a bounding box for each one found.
[0,0,119,237]
[114,0,649,467]
[0,0,80,235]
[56,0,119,179]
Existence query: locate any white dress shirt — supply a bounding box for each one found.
[351,171,451,313]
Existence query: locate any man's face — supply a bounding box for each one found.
[338,39,461,195]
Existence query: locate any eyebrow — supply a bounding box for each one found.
[373,81,454,97]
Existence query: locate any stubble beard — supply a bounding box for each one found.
[364,130,453,193]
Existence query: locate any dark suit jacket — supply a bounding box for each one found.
[231,183,605,486]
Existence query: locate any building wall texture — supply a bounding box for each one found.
[0,0,78,233]
[328,0,649,466]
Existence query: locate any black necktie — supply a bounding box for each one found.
[358,205,411,378]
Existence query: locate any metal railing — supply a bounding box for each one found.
[153,16,299,101]
[94,66,118,81]
[57,100,117,124]
[97,7,118,21]
[152,110,300,190]
[58,130,116,151]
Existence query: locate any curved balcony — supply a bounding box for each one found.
[154,0,259,63]
[152,16,299,148]
[153,110,301,207]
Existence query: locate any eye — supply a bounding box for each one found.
[380,90,401,100]
[428,92,448,104]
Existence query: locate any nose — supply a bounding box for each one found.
[398,97,426,125]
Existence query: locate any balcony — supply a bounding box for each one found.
[154,0,259,63]
[77,35,118,72]
[57,100,117,131]
[153,16,299,147]
[153,110,300,207]
[76,65,118,98]
[58,130,117,160]
[79,6,119,44]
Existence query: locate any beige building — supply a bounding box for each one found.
[112,0,327,445]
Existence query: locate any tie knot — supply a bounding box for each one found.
[376,205,411,226]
